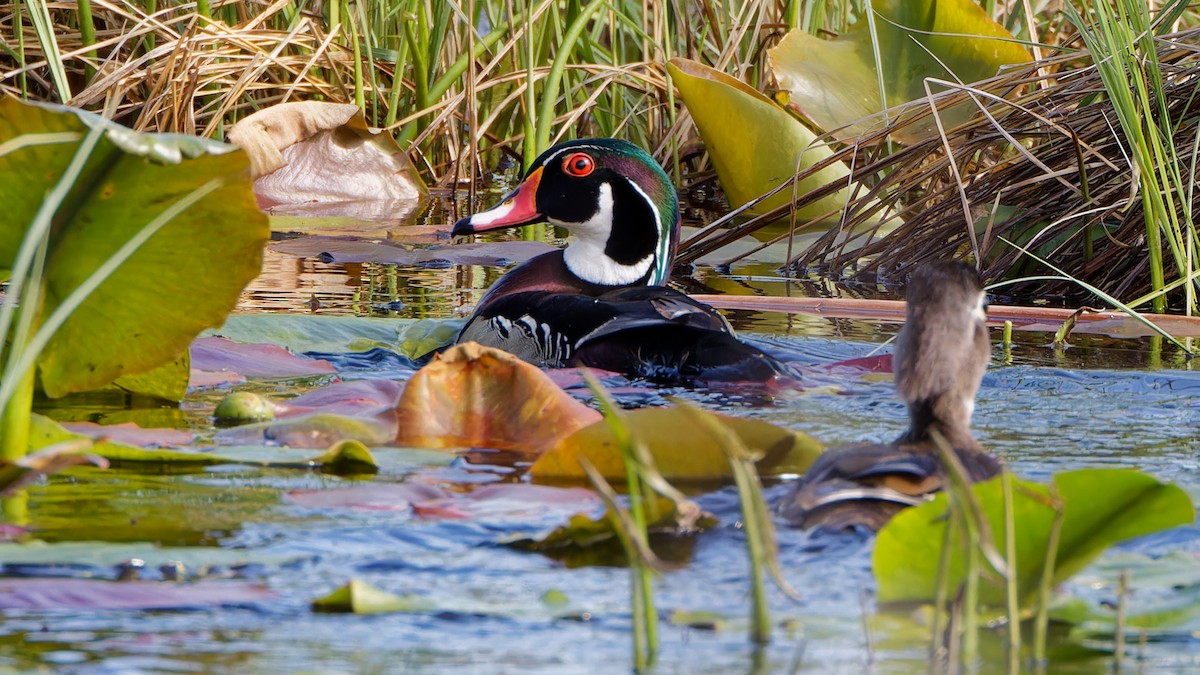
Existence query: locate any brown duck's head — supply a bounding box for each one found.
[893,261,989,450]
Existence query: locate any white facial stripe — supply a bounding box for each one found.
[469,198,518,227]
[624,177,668,285]
[559,183,654,286]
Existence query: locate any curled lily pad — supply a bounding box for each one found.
[228,101,426,209]
[395,343,602,453]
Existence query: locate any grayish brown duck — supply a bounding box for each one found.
[778,261,1002,532]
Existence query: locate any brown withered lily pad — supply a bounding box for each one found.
[271,235,555,267]
[395,343,601,454]
[228,101,426,214]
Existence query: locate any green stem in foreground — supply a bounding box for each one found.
[731,457,771,644]
[0,365,34,462]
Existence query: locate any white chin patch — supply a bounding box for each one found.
[559,183,654,286]
[971,292,987,323]
[470,199,517,227]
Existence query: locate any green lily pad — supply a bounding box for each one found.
[769,0,1032,144]
[667,58,865,222]
[873,469,1195,607]
[0,99,269,398]
[530,407,823,482]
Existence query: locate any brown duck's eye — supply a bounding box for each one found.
[562,152,595,177]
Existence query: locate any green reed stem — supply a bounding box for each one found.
[1033,490,1064,665]
[532,0,605,158]
[1002,470,1021,671]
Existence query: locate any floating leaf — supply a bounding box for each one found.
[873,469,1195,606]
[769,0,1032,144]
[228,101,426,209]
[33,413,389,470]
[395,343,602,453]
[531,407,823,482]
[668,58,863,221]
[0,99,269,398]
[312,579,435,614]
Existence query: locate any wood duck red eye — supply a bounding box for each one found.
[562,152,595,177]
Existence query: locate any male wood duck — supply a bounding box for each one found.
[778,262,1002,532]
[451,138,785,384]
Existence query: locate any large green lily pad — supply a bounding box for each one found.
[873,469,1195,607]
[0,99,268,398]
[770,0,1031,144]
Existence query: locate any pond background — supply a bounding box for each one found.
[9,194,1200,673]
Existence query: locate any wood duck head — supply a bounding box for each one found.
[452,138,680,288]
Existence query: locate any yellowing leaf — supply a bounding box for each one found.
[531,407,823,482]
[769,0,1032,144]
[668,58,863,222]
[394,343,602,454]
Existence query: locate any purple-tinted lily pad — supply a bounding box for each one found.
[271,235,555,267]
[190,337,336,380]
[287,481,602,523]
[60,421,194,448]
[0,578,275,610]
[277,379,402,419]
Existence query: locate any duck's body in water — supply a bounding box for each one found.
[778,262,1002,532]
[451,139,785,385]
